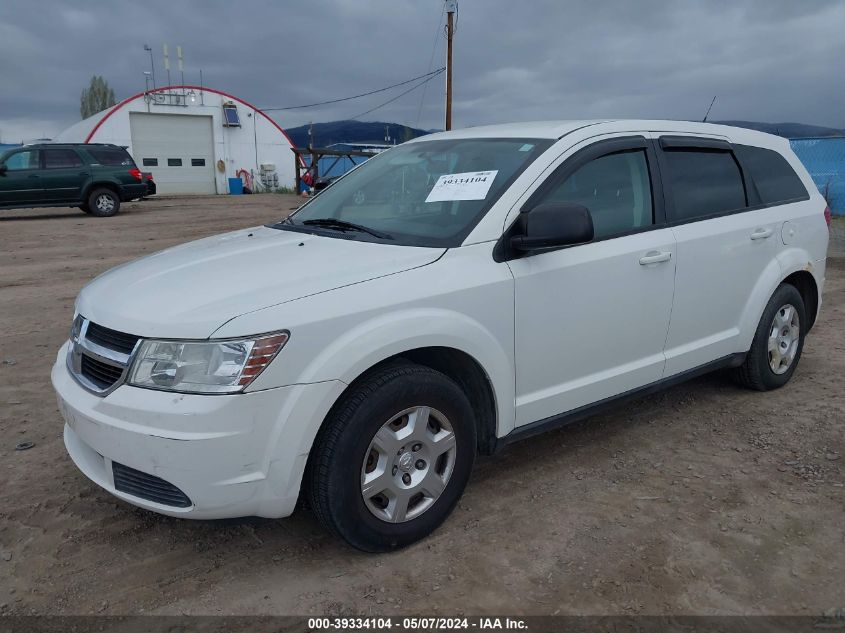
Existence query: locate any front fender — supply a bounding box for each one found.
[296,307,513,435]
[222,243,517,438]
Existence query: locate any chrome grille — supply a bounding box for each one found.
[80,355,124,389]
[67,317,140,395]
[85,322,140,355]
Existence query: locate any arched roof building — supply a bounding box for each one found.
[57,85,297,195]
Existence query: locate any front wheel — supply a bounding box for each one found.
[307,363,476,552]
[734,283,806,391]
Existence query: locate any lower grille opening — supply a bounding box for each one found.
[112,462,192,508]
[80,355,123,389]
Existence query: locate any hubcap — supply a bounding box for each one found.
[768,303,800,375]
[360,406,456,523]
[96,194,115,212]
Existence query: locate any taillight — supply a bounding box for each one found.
[824,205,831,227]
[146,173,154,181]
[129,168,142,182]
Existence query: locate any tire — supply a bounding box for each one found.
[734,283,806,391]
[87,188,120,217]
[307,363,476,552]
[79,203,91,214]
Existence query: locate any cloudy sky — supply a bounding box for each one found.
[1,0,843,142]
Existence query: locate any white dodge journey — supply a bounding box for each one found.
[52,120,829,551]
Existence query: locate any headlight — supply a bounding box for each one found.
[127,332,289,394]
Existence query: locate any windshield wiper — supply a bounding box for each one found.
[301,218,393,240]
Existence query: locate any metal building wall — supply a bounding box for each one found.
[790,137,845,215]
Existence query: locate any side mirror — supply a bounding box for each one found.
[510,202,594,252]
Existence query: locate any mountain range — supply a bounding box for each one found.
[713,120,845,138]
[283,119,845,149]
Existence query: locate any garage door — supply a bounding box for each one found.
[129,113,215,194]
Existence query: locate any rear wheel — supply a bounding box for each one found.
[307,363,476,552]
[87,188,120,217]
[734,283,806,391]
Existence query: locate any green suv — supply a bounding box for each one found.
[0,143,149,217]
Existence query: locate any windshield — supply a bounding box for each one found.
[275,137,552,247]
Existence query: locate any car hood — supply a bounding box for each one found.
[76,226,445,339]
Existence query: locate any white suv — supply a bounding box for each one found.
[52,120,829,551]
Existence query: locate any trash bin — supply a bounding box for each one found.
[228,177,243,195]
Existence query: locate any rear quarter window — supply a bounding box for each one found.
[86,147,136,167]
[733,145,808,205]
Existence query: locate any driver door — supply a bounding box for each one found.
[508,136,677,426]
[0,149,42,205]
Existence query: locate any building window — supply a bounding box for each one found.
[142,158,158,167]
[222,103,241,127]
[191,158,206,167]
[167,158,183,167]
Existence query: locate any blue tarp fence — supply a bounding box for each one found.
[790,137,845,215]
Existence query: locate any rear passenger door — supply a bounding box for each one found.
[41,148,89,202]
[655,136,785,376]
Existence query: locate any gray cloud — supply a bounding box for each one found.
[1,0,843,142]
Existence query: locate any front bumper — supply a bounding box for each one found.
[52,342,345,519]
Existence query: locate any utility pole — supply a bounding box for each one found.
[445,0,457,130]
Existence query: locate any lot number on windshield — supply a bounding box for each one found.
[425,170,498,203]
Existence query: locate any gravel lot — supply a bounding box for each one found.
[1,197,843,616]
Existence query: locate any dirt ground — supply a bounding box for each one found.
[0,196,843,616]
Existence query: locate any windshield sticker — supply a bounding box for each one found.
[518,144,534,152]
[425,170,499,203]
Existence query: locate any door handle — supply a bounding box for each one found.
[639,250,672,265]
[750,228,773,240]
[27,174,39,179]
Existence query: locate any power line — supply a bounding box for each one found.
[348,69,445,121]
[415,2,447,127]
[260,67,446,111]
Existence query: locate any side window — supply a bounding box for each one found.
[734,145,808,205]
[43,148,84,169]
[4,150,39,171]
[662,149,746,222]
[87,148,135,166]
[535,149,654,239]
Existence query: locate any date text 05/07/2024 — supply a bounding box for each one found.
[307,617,528,630]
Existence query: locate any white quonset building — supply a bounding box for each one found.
[56,85,298,195]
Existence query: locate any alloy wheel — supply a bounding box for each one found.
[768,303,800,375]
[96,194,115,212]
[360,406,457,523]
